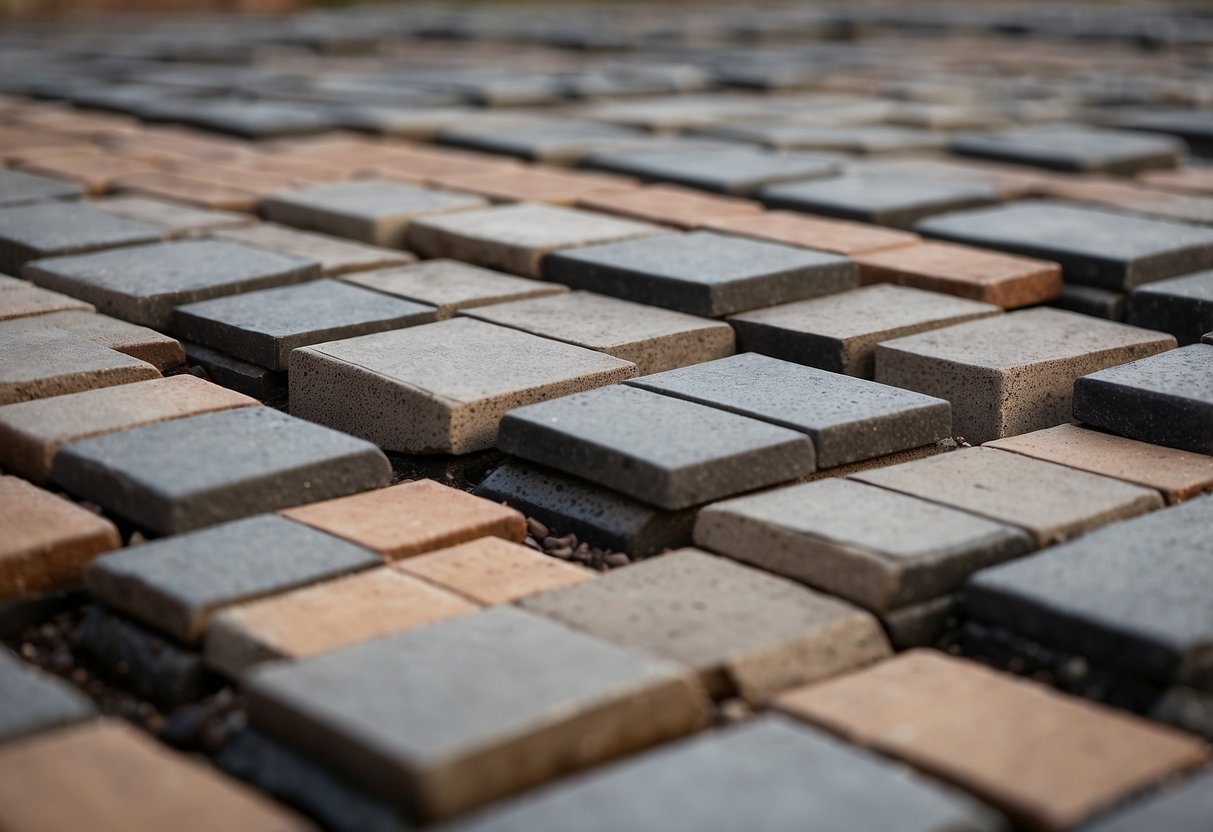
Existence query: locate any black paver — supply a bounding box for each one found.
[1127,269,1213,345]
[0,647,94,745]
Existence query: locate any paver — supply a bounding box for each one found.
[404,202,670,278]
[281,479,526,561]
[84,514,381,645]
[12,309,184,370]
[289,318,636,454]
[20,153,158,195]
[243,605,707,820]
[521,548,889,701]
[205,567,479,677]
[340,259,566,319]
[702,210,921,256]
[1053,283,1127,321]
[761,175,1001,230]
[437,119,647,163]
[396,537,592,605]
[182,341,286,401]
[916,202,1213,291]
[702,123,947,156]
[52,406,391,536]
[0,168,83,207]
[545,230,857,317]
[260,180,487,247]
[0,374,254,484]
[92,195,254,238]
[730,284,1000,379]
[0,323,160,405]
[0,200,161,275]
[0,280,93,320]
[0,475,120,600]
[114,171,260,212]
[577,185,761,230]
[855,240,1063,309]
[774,650,1209,832]
[461,291,734,375]
[1142,166,1213,197]
[1083,768,1213,832]
[695,478,1034,613]
[1127,269,1213,344]
[876,307,1176,443]
[432,166,638,206]
[853,447,1163,545]
[498,385,817,510]
[212,223,416,276]
[0,647,94,744]
[952,124,1185,175]
[0,719,315,831]
[25,239,322,329]
[585,145,841,196]
[627,353,951,467]
[1073,344,1213,455]
[444,715,1002,832]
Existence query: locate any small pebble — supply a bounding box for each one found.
[604,552,630,568]
[526,517,549,541]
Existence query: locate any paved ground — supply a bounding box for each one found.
[1,2,1213,830]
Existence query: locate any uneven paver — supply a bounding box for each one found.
[762,175,1001,229]
[14,309,185,370]
[0,200,161,275]
[576,185,762,229]
[0,323,160,405]
[212,223,416,276]
[702,210,921,256]
[952,124,1185,175]
[1084,768,1213,832]
[0,168,83,207]
[0,648,94,744]
[92,195,254,238]
[1127,269,1213,345]
[0,281,92,320]
[396,537,592,605]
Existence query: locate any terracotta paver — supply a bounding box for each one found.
[396,537,592,605]
[431,166,640,206]
[577,184,762,230]
[701,210,921,256]
[211,223,416,276]
[114,171,263,211]
[20,154,160,195]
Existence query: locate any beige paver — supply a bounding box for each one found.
[396,537,592,605]
[0,323,160,405]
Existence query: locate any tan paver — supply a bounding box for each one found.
[212,223,416,276]
[340,259,566,319]
[92,195,255,238]
[702,209,921,255]
[577,184,761,230]
[0,323,160,405]
[396,537,592,605]
[114,171,261,211]
[0,282,93,320]
[20,154,160,195]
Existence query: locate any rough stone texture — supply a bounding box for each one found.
[1073,345,1213,455]
[730,284,1001,379]
[545,230,857,318]
[244,606,708,820]
[1052,283,1127,321]
[916,202,1213,291]
[985,423,1213,504]
[0,282,92,320]
[0,201,161,275]
[521,548,889,702]
[695,478,1034,612]
[24,239,323,329]
[11,309,184,370]
[205,567,480,678]
[52,407,391,536]
[0,168,83,207]
[856,241,1063,309]
[281,479,526,561]
[403,202,670,278]
[966,494,1213,689]
[952,124,1185,175]
[0,323,160,405]
[499,385,817,510]
[762,176,1001,230]
[261,180,488,247]
[0,647,94,744]
[875,308,1176,443]
[473,460,696,557]
[774,651,1209,832]
[853,447,1164,546]
[702,210,921,255]
[396,537,593,605]
[92,195,254,238]
[1127,269,1213,345]
[576,185,761,230]
[84,514,380,644]
[0,375,255,484]
[627,353,951,468]
[585,146,841,196]
[173,279,436,371]
[0,719,316,831]
[212,223,416,276]
[444,716,1002,832]
[461,291,735,375]
[289,318,636,454]
[1084,768,1213,832]
[340,259,565,319]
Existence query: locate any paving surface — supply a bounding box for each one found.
[2,3,1213,830]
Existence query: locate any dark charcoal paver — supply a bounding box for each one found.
[182,342,286,401]
[0,169,83,208]
[585,145,842,196]
[0,647,94,744]
[52,406,391,536]
[1084,768,1213,832]
[761,175,1001,229]
[1051,284,1127,321]
[951,124,1185,175]
[0,201,161,275]
[1127,269,1213,345]
[498,384,816,510]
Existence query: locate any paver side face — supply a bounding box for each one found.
[17,309,185,371]
[396,537,592,605]
[0,325,160,405]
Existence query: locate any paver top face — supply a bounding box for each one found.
[0,325,159,402]
[92,196,253,235]
[0,648,94,744]
[439,119,647,160]
[265,179,484,219]
[0,201,161,254]
[951,124,1185,171]
[1132,268,1213,301]
[761,175,1001,212]
[0,169,84,206]
[588,146,843,193]
[1076,343,1212,401]
[340,259,565,314]
[409,202,668,249]
[298,317,635,403]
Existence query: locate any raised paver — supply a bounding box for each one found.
[545,230,857,317]
[84,514,381,644]
[11,309,185,370]
[1084,768,1213,832]
[1127,269,1213,345]
[521,548,889,701]
[916,202,1213,291]
[952,124,1185,175]
[0,719,315,831]
[627,353,951,467]
[853,447,1163,545]
[702,210,921,256]
[340,259,566,319]
[396,537,592,605]
[761,175,1001,230]
[0,374,255,484]
[52,406,391,536]
[0,281,92,320]
[0,647,94,744]
[0,200,161,275]
[774,650,1209,832]
[289,318,636,454]
[92,195,254,238]
[577,184,761,230]
[261,180,487,247]
[212,223,416,276]
[0,168,83,207]
[404,202,672,279]
[25,239,323,329]
[586,145,841,196]
[499,385,817,510]
[875,308,1176,443]
[244,605,707,820]
[444,716,1002,832]
[281,479,526,561]
[986,423,1213,504]
[0,323,160,405]
[695,478,1034,612]
[730,284,1000,379]
[856,241,1063,309]
[461,291,734,375]
[205,567,479,677]
[1073,344,1213,456]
